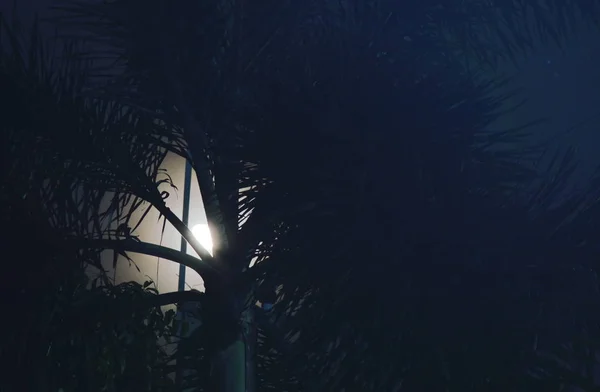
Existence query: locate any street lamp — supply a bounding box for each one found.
[178,160,213,292]
[191,223,213,256]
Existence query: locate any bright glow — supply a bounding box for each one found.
[191,224,213,256]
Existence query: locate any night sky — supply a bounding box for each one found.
[3,0,600,192]
[500,22,600,192]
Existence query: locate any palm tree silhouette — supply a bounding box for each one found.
[3,0,600,390]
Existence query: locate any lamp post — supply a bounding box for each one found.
[178,160,193,292]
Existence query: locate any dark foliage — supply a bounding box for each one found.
[3,0,600,391]
[0,14,183,392]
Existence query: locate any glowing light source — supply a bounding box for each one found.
[191,223,213,256]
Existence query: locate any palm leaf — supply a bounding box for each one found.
[0,13,218,280]
[16,0,600,390]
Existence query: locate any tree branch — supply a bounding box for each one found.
[157,204,226,274]
[157,33,230,256]
[70,238,220,279]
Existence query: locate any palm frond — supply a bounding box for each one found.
[0,14,218,280]
[30,0,600,390]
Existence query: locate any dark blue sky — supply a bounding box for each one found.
[3,0,600,194]
[498,22,600,193]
